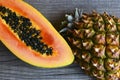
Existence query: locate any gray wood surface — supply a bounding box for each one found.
[0,0,120,80]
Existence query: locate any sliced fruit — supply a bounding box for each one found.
[0,0,74,68]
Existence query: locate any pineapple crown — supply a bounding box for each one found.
[59,8,83,34]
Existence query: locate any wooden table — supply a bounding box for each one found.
[0,0,120,80]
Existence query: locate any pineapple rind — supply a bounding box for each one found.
[60,9,120,80]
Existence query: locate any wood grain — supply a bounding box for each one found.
[0,0,120,80]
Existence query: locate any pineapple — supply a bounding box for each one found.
[60,8,120,80]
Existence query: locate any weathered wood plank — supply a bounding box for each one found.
[0,64,93,80]
[0,0,120,80]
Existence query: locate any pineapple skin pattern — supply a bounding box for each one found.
[60,9,120,80]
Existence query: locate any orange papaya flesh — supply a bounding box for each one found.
[0,0,74,68]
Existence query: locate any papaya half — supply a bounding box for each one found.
[0,0,74,68]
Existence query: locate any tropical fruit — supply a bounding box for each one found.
[60,8,120,80]
[0,0,74,68]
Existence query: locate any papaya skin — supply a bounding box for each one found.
[0,0,74,68]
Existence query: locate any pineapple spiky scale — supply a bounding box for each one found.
[60,9,120,80]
